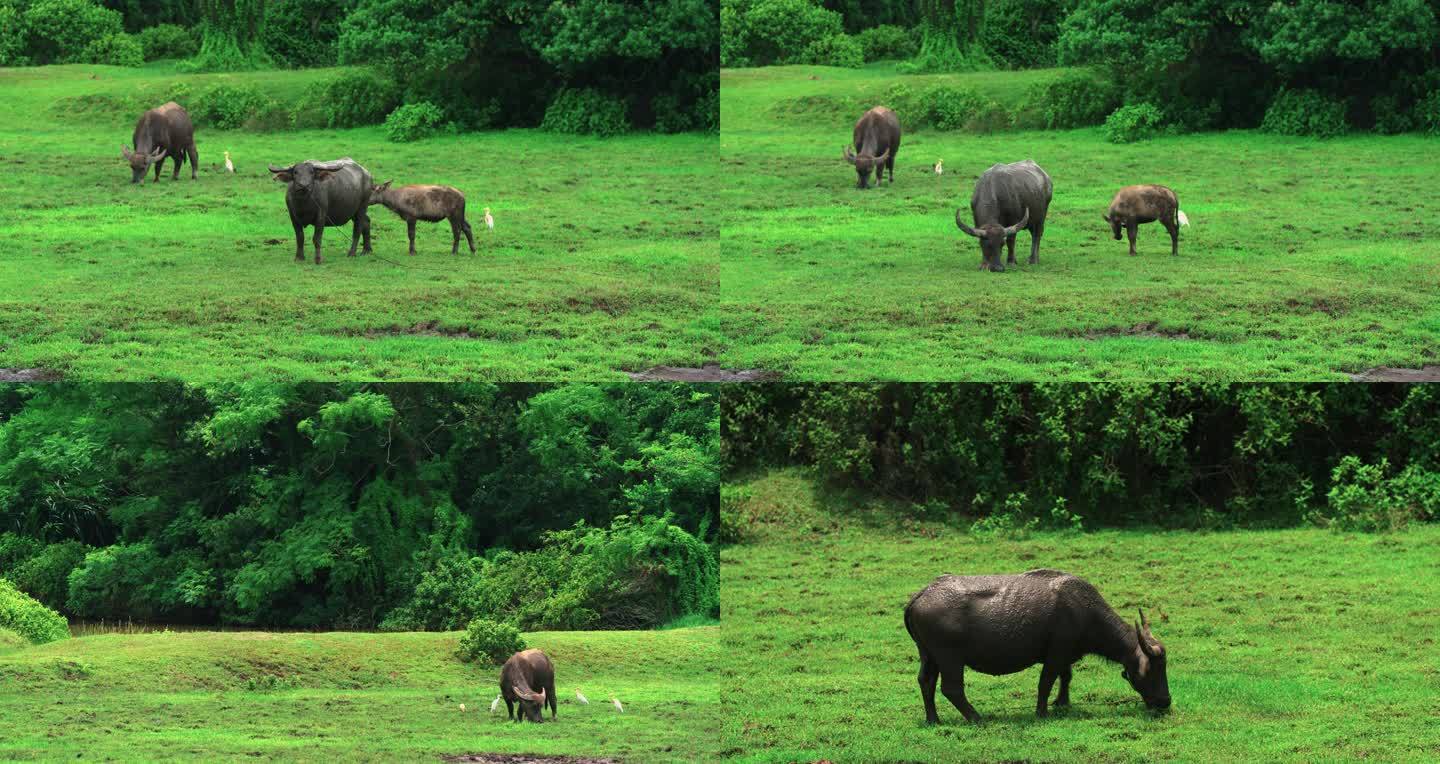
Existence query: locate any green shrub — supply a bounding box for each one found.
[855,25,916,63]
[1260,88,1348,138]
[720,1,750,68]
[11,541,88,611]
[917,85,993,131]
[0,627,27,652]
[309,69,400,128]
[1370,94,1414,135]
[719,483,753,544]
[456,618,525,665]
[244,100,296,132]
[981,0,1069,69]
[742,0,844,66]
[192,83,270,130]
[263,0,346,68]
[0,532,43,572]
[1418,91,1440,136]
[0,578,69,645]
[1104,102,1166,143]
[383,101,448,142]
[137,24,198,62]
[80,32,143,67]
[541,88,630,137]
[0,3,30,66]
[798,32,863,68]
[1313,457,1440,532]
[1023,72,1120,129]
[22,0,124,65]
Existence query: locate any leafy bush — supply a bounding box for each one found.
[0,532,43,572]
[308,69,400,128]
[191,83,270,130]
[719,484,753,543]
[137,24,198,61]
[798,32,863,68]
[1260,88,1349,138]
[81,32,144,67]
[0,578,69,645]
[855,25,915,63]
[10,541,88,610]
[720,1,750,67]
[1104,102,1166,143]
[1312,457,1440,532]
[1418,91,1440,136]
[382,101,448,142]
[541,88,631,137]
[0,3,27,66]
[262,0,348,68]
[914,85,1007,132]
[22,0,124,65]
[456,618,526,665]
[1022,72,1120,129]
[981,0,1071,69]
[244,100,295,132]
[740,0,844,66]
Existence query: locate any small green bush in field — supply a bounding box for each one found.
[10,540,88,610]
[310,69,400,128]
[457,618,525,665]
[1023,72,1120,129]
[1261,89,1348,138]
[192,83,270,130]
[1104,103,1166,143]
[81,32,143,67]
[541,88,630,137]
[1313,457,1440,531]
[856,25,917,63]
[1417,91,1440,136]
[137,24,198,62]
[918,85,987,131]
[798,33,864,69]
[383,101,448,142]
[0,578,70,645]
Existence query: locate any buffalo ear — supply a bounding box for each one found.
[313,169,335,181]
[272,171,294,182]
[380,180,392,191]
[122,145,133,160]
[1102,213,1111,224]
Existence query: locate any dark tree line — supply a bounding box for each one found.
[723,384,1440,530]
[0,383,719,629]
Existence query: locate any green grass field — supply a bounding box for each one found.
[0,64,718,381]
[719,470,1440,762]
[718,65,1440,380]
[0,625,719,761]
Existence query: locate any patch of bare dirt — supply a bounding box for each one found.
[627,364,778,382]
[1350,366,1440,382]
[1084,322,1190,340]
[442,755,619,764]
[0,368,61,381]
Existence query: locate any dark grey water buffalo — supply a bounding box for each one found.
[843,106,901,189]
[905,569,1170,724]
[501,649,557,723]
[122,102,198,184]
[1104,184,1190,256]
[367,181,475,256]
[955,160,1053,271]
[268,158,373,265]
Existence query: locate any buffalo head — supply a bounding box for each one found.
[844,144,890,190]
[122,145,167,184]
[1102,213,1123,241]
[1120,608,1171,711]
[512,685,547,722]
[957,207,1029,272]
[269,162,337,197]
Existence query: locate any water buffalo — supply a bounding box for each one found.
[843,106,900,189]
[955,160,1052,272]
[122,102,198,184]
[501,649,557,723]
[905,569,1170,724]
[268,158,373,265]
[366,181,475,256]
[1104,185,1190,256]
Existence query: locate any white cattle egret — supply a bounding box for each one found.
[611,697,624,713]
[575,689,589,705]
[483,207,494,230]
[459,703,466,713]
[224,151,234,173]
[1178,210,1191,226]
[490,695,502,713]
[934,159,943,175]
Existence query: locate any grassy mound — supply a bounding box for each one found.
[0,626,718,761]
[719,470,1440,761]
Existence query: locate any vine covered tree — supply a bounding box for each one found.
[189,0,270,70]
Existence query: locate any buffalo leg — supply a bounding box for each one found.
[505,699,514,720]
[187,142,199,179]
[1006,234,1017,265]
[1030,223,1044,265]
[347,217,361,258]
[406,218,418,256]
[1036,665,1060,717]
[939,665,980,723]
[292,223,305,262]
[886,157,895,184]
[917,651,940,724]
[312,226,324,265]
[547,679,558,719]
[1163,216,1179,256]
[171,153,181,180]
[154,160,163,183]
[462,220,476,254]
[449,217,462,255]
[1055,666,1072,707]
[360,213,373,255]
[1126,221,1138,256]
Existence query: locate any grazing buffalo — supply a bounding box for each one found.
[366,181,475,256]
[501,649,557,723]
[955,160,1052,272]
[1104,184,1190,256]
[122,102,198,184]
[268,158,373,265]
[905,569,1171,724]
[844,106,901,189]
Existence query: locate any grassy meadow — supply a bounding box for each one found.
[718,64,1440,380]
[719,470,1440,762]
[0,624,719,761]
[0,64,718,381]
